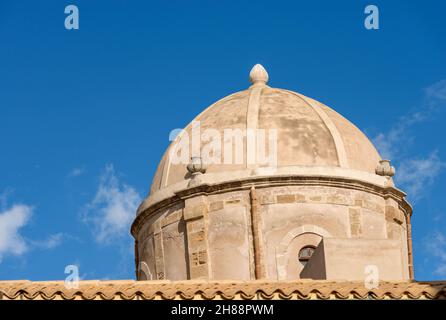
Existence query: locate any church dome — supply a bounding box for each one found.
[141,64,386,213]
[133,64,411,283]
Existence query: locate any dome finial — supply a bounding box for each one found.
[249,64,269,85]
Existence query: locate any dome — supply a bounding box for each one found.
[133,64,411,283]
[140,64,387,213]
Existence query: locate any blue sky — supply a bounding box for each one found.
[0,0,445,281]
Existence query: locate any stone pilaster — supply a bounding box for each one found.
[385,200,404,240]
[153,221,165,280]
[183,195,211,279]
[134,239,139,280]
[250,186,266,279]
[406,213,414,280]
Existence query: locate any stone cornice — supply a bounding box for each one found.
[131,175,410,237]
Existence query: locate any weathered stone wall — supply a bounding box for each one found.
[301,238,405,280]
[207,190,252,280]
[135,182,410,281]
[137,203,187,280]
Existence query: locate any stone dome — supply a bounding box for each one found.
[132,64,412,282]
[140,64,387,213]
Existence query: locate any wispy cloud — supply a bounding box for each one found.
[82,164,141,244]
[424,231,446,277]
[0,190,68,263]
[0,188,14,209]
[373,80,446,278]
[396,151,446,201]
[68,167,85,178]
[372,79,446,201]
[0,204,33,263]
[30,232,65,250]
[373,79,446,160]
[425,79,446,106]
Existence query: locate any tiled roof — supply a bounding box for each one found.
[0,280,445,300]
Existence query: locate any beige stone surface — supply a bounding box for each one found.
[134,181,411,281]
[161,220,188,280]
[132,65,413,283]
[208,206,251,280]
[152,85,383,190]
[301,238,406,281]
[143,65,386,210]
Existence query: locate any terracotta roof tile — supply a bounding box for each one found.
[0,280,445,300]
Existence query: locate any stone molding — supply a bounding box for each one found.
[131,175,411,238]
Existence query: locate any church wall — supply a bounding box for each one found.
[316,238,404,280]
[385,197,410,280]
[206,190,252,280]
[208,206,251,280]
[138,235,156,280]
[135,182,410,281]
[162,219,188,280]
[262,201,349,279]
[137,203,187,280]
[285,233,323,279]
[256,185,401,280]
[137,209,164,280]
[400,214,410,279]
[361,208,386,239]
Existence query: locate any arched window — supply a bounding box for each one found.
[298,245,316,267]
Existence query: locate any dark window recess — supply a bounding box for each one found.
[298,245,316,266]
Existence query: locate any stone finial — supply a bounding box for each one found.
[187,157,207,187]
[187,156,207,175]
[249,64,269,85]
[375,159,395,177]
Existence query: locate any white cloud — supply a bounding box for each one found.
[0,204,33,262]
[0,191,67,263]
[396,151,445,200]
[82,164,141,244]
[30,232,64,250]
[370,80,446,201]
[373,124,406,160]
[425,79,446,105]
[424,232,446,277]
[372,79,446,159]
[0,189,13,209]
[68,167,85,178]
